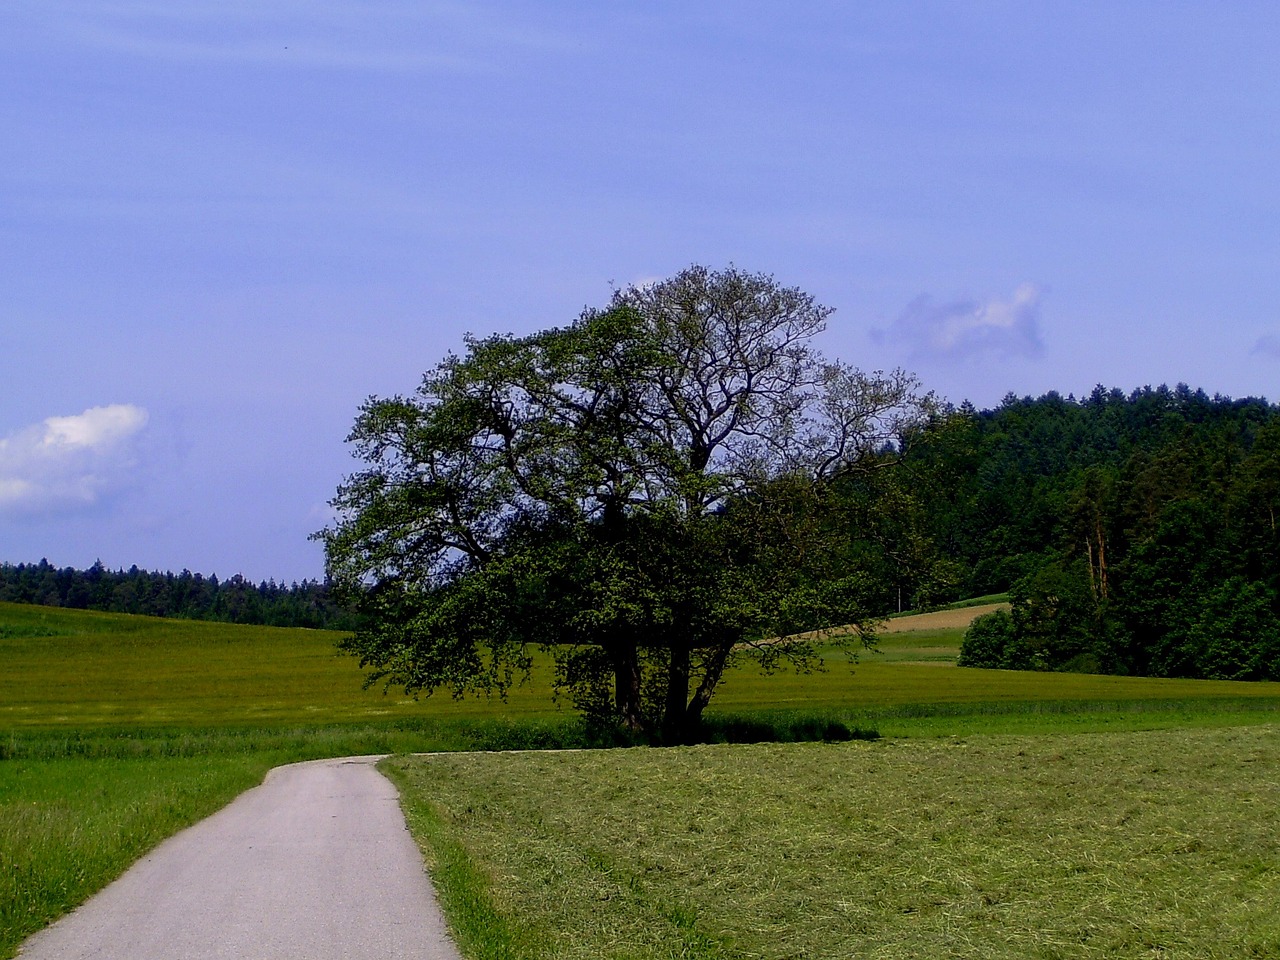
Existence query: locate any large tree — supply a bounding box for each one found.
[318,265,936,743]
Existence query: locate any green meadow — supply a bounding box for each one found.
[387,726,1280,960]
[0,602,557,729]
[3,599,1279,958]
[6,599,1278,735]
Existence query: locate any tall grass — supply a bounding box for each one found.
[0,755,271,954]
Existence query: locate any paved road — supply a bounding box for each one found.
[19,756,462,960]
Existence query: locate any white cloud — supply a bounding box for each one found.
[875,283,1046,359]
[0,404,148,514]
[41,404,148,450]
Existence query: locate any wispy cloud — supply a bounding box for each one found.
[0,405,149,514]
[35,2,586,75]
[1251,334,1280,360]
[874,283,1045,360]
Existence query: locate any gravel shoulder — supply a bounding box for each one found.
[18,756,460,960]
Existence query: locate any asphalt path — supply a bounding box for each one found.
[18,756,461,960]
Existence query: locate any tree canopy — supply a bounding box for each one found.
[947,387,1280,680]
[318,265,937,743]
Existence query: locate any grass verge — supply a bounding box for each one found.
[381,762,537,960]
[0,755,270,956]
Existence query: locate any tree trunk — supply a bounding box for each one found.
[661,644,692,744]
[1095,517,1109,600]
[598,496,647,733]
[682,637,736,739]
[613,644,644,733]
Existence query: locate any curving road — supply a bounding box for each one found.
[18,756,461,960]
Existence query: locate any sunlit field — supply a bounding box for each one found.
[5,600,1278,735]
[388,725,1280,960]
[3,599,1279,959]
[713,601,1280,736]
[0,602,559,730]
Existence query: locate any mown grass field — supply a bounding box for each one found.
[386,725,1280,959]
[3,598,1280,959]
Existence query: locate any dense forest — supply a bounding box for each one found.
[0,560,356,630]
[844,383,1280,681]
[8,383,1279,680]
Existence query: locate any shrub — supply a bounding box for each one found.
[958,609,1026,669]
[1191,578,1280,681]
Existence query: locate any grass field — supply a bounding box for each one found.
[0,602,559,729]
[6,599,1279,735]
[715,600,1280,737]
[3,598,1280,958]
[387,725,1280,959]
[0,601,557,956]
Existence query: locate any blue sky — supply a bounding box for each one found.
[3,2,1280,582]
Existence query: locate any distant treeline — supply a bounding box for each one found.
[0,560,358,630]
[848,383,1280,681]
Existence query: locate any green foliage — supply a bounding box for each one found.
[0,560,355,629]
[828,413,978,612]
[1179,577,1280,681]
[894,385,1280,599]
[320,265,935,744]
[919,386,1280,681]
[957,609,1023,668]
[1008,561,1115,672]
